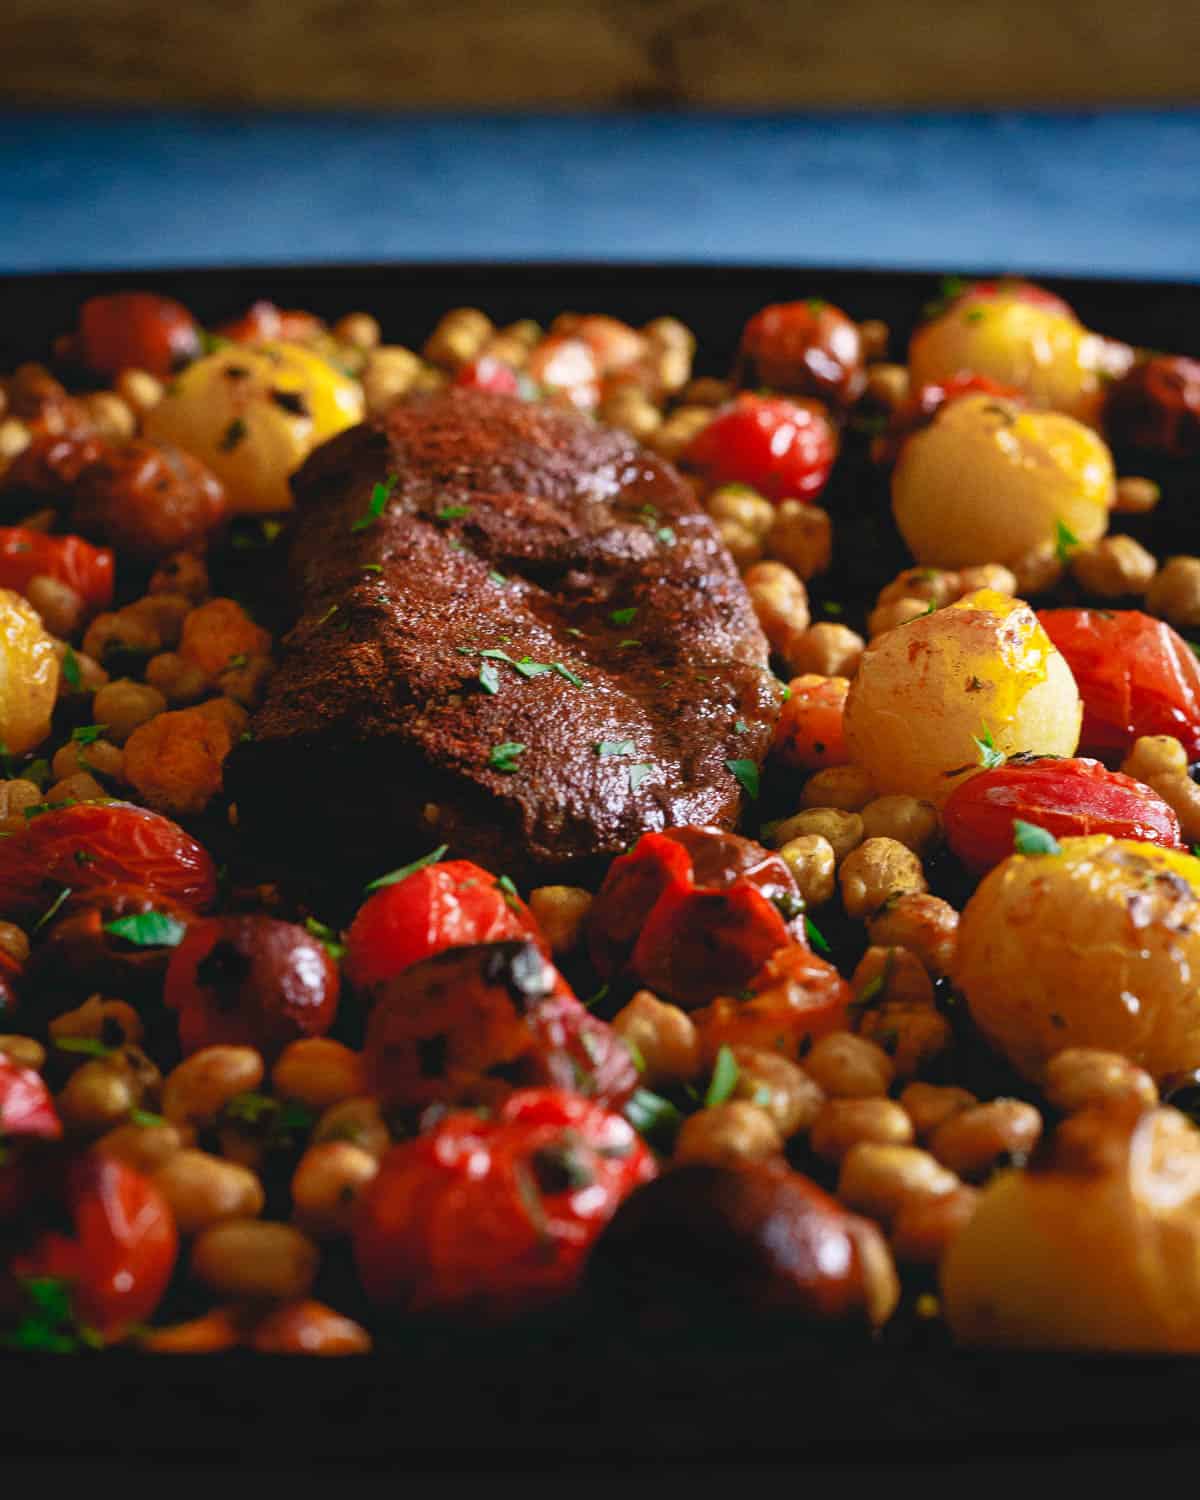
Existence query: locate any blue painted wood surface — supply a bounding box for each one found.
[2,110,1198,278]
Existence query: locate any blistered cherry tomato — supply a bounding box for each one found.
[13,1156,177,1337]
[165,915,340,1058]
[0,802,218,919]
[772,674,850,770]
[216,300,325,346]
[690,943,851,1062]
[345,858,544,991]
[0,1055,61,1142]
[1,433,106,499]
[1104,354,1200,458]
[736,299,865,406]
[353,1087,655,1320]
[1038,609,1200,760]
[25,885,191,1007]
[453,354,522,396]
[682,393,837,503]
[70,441,228,562]
[0,527,114,615]
[78,292,201,380]
[944,756,1184,873]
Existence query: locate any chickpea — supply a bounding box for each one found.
[928,1099,1043,1181]
[877,567,961,610]
[528,885,592,956]
[422,308,493,369]
[0,417,32,465]
[96,1120,192,1174]
[145,651,208,705]
[836,1142,959,1225]
[653,405,713,460]
[333,312,381,350]
[1113,476,1161,514]
[611,990,702,1087]
[860,795,940,856]
[787,622,865,679]
[727,1045,824,1137]
[858,320,890,362]
[867,596,930,638]
[0,778,42,825]
[643,316,695,356]
[804,1031,894,1099]
[116,368,164,414]
[707,484,775,540]
[890,1184,980,1265]
[801,764,875,813]
[83,609,160,666]
[217,653,273,710]
[715,518,762,571]
[153,1150,265,1235]
[1044,1048,1159,1115]
[361,347,422,415]
[652,343,693,395]
[1121,733,1188,784]
[0,1034,45,1069]
[162,1045,264,1127]
[291,1142,379,1237]
[764,499,832,580]
[81,390,136,442]
[249,1300,372,1356]
[51,737,124,785]
[867,892,959,978]
[1070,535,1157,597]
[1146,555,1200,629]
[57,1059,139,1132]
[811,1097,914,1163]
[272,1039,365,1112]
[899,1082,977,1140]
[45,770,105,804]
[1153,773,1200,842]
[851,946,935,1010]
[150,552,209,602]
[141,1307,244,1354]
[191,1219,320,1302]
[50,995,143,1048]
[91,679,167,744]
[26,575,85,639]
[313,1096,391,1159]
[778,834,837,907]
[1010,539,1064,596]
[673,1101,782,1167]
[681,376,732,407]
[0,921,30,964]
[865,362,908,408]
[839,837,928,920]
[767,808,864,862]
[857,1002,953,1081]
[744,560,811,668]
[597,388,661,442]
[955,563,1018,598]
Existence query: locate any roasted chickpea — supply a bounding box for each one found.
[50,995,143,1048]
[767,808,864,862]
[727,1045,824,1137]
[45,769,106,804]
[715,518,762,570]
[804,1031,894,1098]
[272,1038,365,1112]
[312,1096,391,1159]
[51,736,123,785]
[788,622,865,679]
[1113,476,1161,514]
[851,946,935,1010]
[1070,534,1157,597]
[653,405,714,461]
[955,563,1018,598]
[867,892,960,978]
[0,1034,45,1069]
[1044,1048,1158,1115]
[153,1150,265,1235]
[333,312,381,350]
[291,1142,379,1237]
[1146,555,1200,629]
[744,560,811,668]
[162,1045,265,1127]
[598,388,661,443]
[681,376,732,407]
[801,764,875,813]
[149,551,209,602]
[95,1119,192,1174]
[674,1101,782,1167]
[865,362,908,408]
[899,1082,978,1140]
[0,921,31,965]
[611,990,702,1088]
[91,678,166,744]
[1010,538,1065,596]
[117,368,164,414]
[191,1219,320,1302]
[1121,733,1189,784]
[145,651,209,705]
[857,1003,953,1081]
[877,566,961,611]
[1153,774,1200,843]
[423,308,493,369]
[929,1099,1043,1181]
[777,834,837,906]
[706,484,775,540]
[836,1142,959,1225]
[0,777,42,825]
[527,885,593,956]
[867,597,930,639]
[26,575,84,638]
[765,499,832,580]
[811,1097,914,1163]
[57,1057,139,1133]
[839,837,928,920]
[860,795,940,855]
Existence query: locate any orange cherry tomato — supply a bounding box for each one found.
[77,292,201,380]
[216,300,325,346]
[0,527,114,615]
[690,943,852,1063]
[772,673,851,770]
[682,393,837,503]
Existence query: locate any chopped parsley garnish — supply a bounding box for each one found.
[488,741,526,773]
[2,1278,97,1354]
[219,417,248,451]
[595,739,636,757]
[734,718,749,734]
[610,606,638,626]
[964,308,986,324]
[821,600,844,616]
[365,843,449,892]
[514,656,554,679]
[479,661,501,694]
[973,721,1006,770]
[807,297,826,313]
[351,473,398,532]
[22,799,77,820]
[624,1088,683,1140]
[704,1045,740,1108]
[495,874,522,912]
[224,1092,315,1149]
[436,504,470,521]
[617,638,641,649]
[61,646,81,689]
[488,570,508,586]
[628,763,654,791]
[805,915,832,955]
[23,759,49,789]
[74,850,95,866]
[130,1109,166,1128]
[1054,517,1080,565]
[70,724,107,746]
[553,663,586,687]
[362,562,383,574]
[1013,819,1061,857]
[623,1036,647,1074]
[32,885,72,934]
[316,603,339,627]
[584,982,610,1011]
[54,1035,115,1058]
[725,758,760,800]
[104,912,187,948]
[655,526,676,546]
[303,917,346,960]
[225,653,248,670]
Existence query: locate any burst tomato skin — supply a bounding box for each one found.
[691,943,851,1063]
[216,300,324,346]
[1104,354,1200,457]
[0,527,114,615]
[353,1087,655,1320]
[944,756,1184,873]
[453,354,522,395]
[1038,608,1200,761]
[682,393,838,503]
[0,1055,61,1141]
[736,300,865,407]
[0,802,218,919]
[78,292,202,380]
[345,859,544,991]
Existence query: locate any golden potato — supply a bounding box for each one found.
[843,588,1081,804]
[942,1104,1200,1350]
[145,341,363,514]
[908,291,1127,425]
[0,587,58,754]
[954,837,1200,1085]
[892,394,1114,570]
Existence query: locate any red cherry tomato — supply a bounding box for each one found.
[0,1055,61,1142]
[1104,354,1200,458]
[453,354,522,395]
[345,858,544,991]
[0,527,114,615]
[1,433,107,499]
[944,756,1184,873]
[0,950,21,1021]
[353,1087,655,1319]
[0,802,218,919]
[1038,609,1200,761]
[78,292,201,380]
[216,300,324,346]
[682,393,838,503]
[736,300,865,406]
[164,915,340,1058]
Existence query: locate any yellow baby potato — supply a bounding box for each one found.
[0,588,59,754]
[942,1105,1200,1351]
[891,393,1115,570]
[908,291,1126,425]
[145,341,364,514]
[843,588,1081,805]
[954,837,1200,1086]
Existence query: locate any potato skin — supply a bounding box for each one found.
[954,836,1200,1085]
[942,1105,1200,1350]
[843,588,1081,805]
[892,394,1114,569]
[0,587,59,754]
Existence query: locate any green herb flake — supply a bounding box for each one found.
[32,885,72,934]
[130,1109,166,1128]
[436,504,470,521]
[23,758,50,789]
[70,724,108,746]
[656,526,676,546]
[584,982,610,1011]
[365,843,450,893]
[362,562,383,574]
[488,741,526,773]
[595,739,636,757]
[303,916,346,960]
[628,763,655,791]
[821,600,844,616]
[1013,819,1061,857]
[805,915,832,955]
[351,473,398,533]
[624,1087,683,1140]
[104,911,187,948]
[610,606,638,626]
[316,603,339,627]
[1054,517,1080,565]
[552,663,586,688]
[964,308,986,324]
[734,718,749,734]
[624,1037,647,1074]
[514,656,553,679]
[704,1045,740,1108]
[973,721,1006,770]
[479,661,501,695]
[73,849,95,866]
[495,874,522,912]
[725,758,760,800]
[61,647,81,689]
[54,1035,114,1059]
[488,570,508,586]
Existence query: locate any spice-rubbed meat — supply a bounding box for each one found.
[227,390,778,886]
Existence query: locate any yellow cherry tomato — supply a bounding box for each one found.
[892,393,1115,570]
[144,341,364,514]
[843,588,1081,804]
[0,588,58,754]
[954,836,1200,1085]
